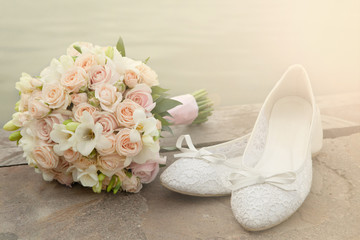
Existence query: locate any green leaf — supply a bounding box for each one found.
[159,111,172,118]
[152,94,161,102]
[73,45,82,54]
[143,57,150,64]
[152,98,182,114]
[151,86,169,96]
[116,37,126,57]
[161,125,173,135]
[154,114,170,126]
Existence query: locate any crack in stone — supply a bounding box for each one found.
[314,157,354,201]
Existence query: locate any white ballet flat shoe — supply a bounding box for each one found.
[230,64,323,231]
[160,134,250,196]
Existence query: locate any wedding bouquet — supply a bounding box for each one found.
[3,38,213,194]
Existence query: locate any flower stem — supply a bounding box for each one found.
[191,89,214,124]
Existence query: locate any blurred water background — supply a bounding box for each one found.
[0,0,359,125]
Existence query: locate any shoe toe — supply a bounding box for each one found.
[231,184,302,231]
[160,158,231,196]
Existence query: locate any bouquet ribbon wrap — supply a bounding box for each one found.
[166,94,199,125]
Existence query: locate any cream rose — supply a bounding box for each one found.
[73,102,97,122]
[115,128,142,157]
[32,146,59,169]
[136,63,159,87]
[60,67,88,93]
[75,53,97,71]
[34,113,64,144]
[28,92,50,119]
[97,134,116,155]
[97,153,126,177]
[42,83,71,109]
[115,99,143,128]
[88,65,112,89]
[124,69,140,88]
[72,156,96,170]
[94,84,122,112]
[63,148,82,163]
[129,161,159,184]
[71,93,88,106]
[125,84,155,112]
[94,112,119,135]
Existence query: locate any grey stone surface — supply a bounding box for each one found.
[1,133,360,240]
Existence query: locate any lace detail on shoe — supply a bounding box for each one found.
[204,135,249,158]
[231,155,313,230]
[243,111,268,167]
[160,135,250,196]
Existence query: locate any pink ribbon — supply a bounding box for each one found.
[166,94,199,125]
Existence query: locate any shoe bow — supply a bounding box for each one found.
[174,135,228,165]
[229,168,297,191]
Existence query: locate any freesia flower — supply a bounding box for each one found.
[73,111,111,156]
[68,164,98,187]
[130,108,159,144]
[15,73,43,93]
[50,124,75,155]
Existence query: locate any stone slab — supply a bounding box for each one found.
[1,133,360,240]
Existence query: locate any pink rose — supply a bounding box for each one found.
[73,102,97,122]
[75,53,97,71]
[95,84,122,112]
[136,63,159,87]
[63,148,82,163]
[71,93,88,105]
[94,112,119,135]
[115,99,143,128]
[124,69,140,88]
[125,84,155,112]
[34,113,64,144]
[115,128,142,157]
[42,83,71,109]
[129,161,159,184]
[121,174,142,193]
[60,67,88,93]
[96,133,116,155]
[97,153,126,176]
[28,91,50,118]
[32,146,59,169]
[89,65,112,89]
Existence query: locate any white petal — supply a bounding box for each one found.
[142,117,158,135]
[77,139,96,156]
[80,111,94,125]
[96,135,112,150]
[133,109,146,123]
[124,157,133,167]
[130,129,141,143]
